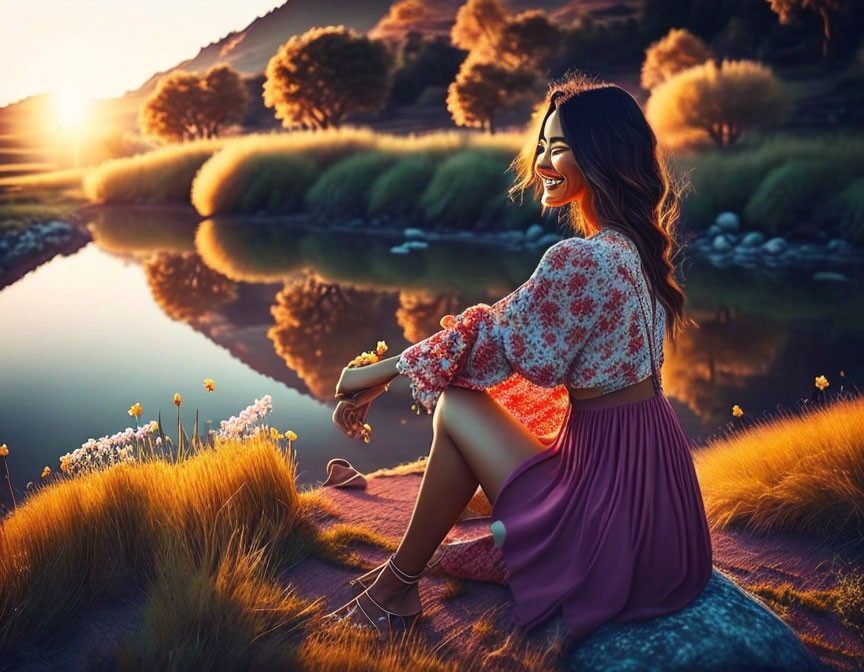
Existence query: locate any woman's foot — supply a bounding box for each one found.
[326,554,424,636]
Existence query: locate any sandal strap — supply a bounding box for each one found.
[387,554,424,583]
[353,596,385,637]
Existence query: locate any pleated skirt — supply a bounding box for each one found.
[490,390,714,650]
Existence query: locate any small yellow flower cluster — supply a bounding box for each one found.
[731,404,743,417]
[814,375,829,391]
[204,378,215,393]
[0,443,8,457]
[128,402,143,418]
[174,393,182,407]
[359,422,372,444]
[347,341,388,368]
[60,455,72,472]
[41,466,51,479]
[269,427,298,443]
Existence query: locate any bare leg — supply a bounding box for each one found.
[335,386,548,623]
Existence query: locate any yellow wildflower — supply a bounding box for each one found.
[204,378,215,393]
[174,393,182,407]
[270,427,282,440]
[731,404,743,417]
[128,402,142,418]
[0,444,8,457]
[147,420,158,433]
[285,430,298,441]
[41,466,51,479]
[60,456,71,472]
[814,375,829,391]
[376,340,388,356]
[363,423,372,433]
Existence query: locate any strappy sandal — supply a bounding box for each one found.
[325,553,425,639]
[321,458,367,489]
[348,545,447,589]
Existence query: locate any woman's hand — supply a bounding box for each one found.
[334,356,401,397]
[332,399,373,439]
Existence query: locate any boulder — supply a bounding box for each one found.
[403,228,426,240]
[389,245,410,255]
[712,235,732,252]
[525,224,545,241]
[812,271,848,282]
[404,240,429,250]
[562,569,823,672]
[705,224,722,237]
[715,212,740,232]
[826,238,851,254]
[739,231,765,248]
[762,237,788,255]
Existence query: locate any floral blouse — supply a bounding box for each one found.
[396,228,665,414]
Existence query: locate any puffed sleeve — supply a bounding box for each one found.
[396,237,604,413]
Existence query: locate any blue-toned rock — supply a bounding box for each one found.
[705,224,722,237]
[812,271,847,282]
[561,569,822,672]
[715,212,740,232]
[525,224,545,241]
[389,245,410,255]
[404,240,429,250]
[826,238,851,254]
[740,231,765,247]
[712,235,732,252]
[762,237,788,255]
[403,228,426,240]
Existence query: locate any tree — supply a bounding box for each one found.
[262,25,394,130]
[765,0,850,63]
[446,55,540,133]
[140,64,249,143]
[498,10,561,69]
[451,0,509,62]
[641,28,714,90]
[645,59,788,148]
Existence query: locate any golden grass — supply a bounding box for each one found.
[694,394,864,543]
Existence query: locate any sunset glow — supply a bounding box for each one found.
[53,87,91,127]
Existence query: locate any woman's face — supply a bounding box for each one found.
[534,108,587,207]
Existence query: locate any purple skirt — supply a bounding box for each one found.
[490,390,713,647]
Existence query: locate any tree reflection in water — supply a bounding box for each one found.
[268,274,384,399]
[396,289,465,343]
[144,251,239,322]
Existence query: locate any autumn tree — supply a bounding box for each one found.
[263,25,394,130]
[140,64,249,143]
[369,0,429,42]
[498,10,561,69]
[641,28,714,90]
[447,55,540,133]
[645,59,788,148]
[765,0,851,63]
[144,251,238,322]
[451,0,509,62]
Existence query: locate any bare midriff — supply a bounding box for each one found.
[564,375,655,404]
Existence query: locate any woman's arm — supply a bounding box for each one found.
[335,355,401,396]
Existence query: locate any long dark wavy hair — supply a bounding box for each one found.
[507,70,695,344]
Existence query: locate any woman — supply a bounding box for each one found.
[325,72,714,652]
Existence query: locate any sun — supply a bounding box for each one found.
[54,87,91,127]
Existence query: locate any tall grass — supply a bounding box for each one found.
[679,133,864,235]
[694,394,864,545]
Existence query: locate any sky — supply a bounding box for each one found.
[0,0,284,108]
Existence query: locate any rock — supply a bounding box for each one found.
[537,233,562,247]
[389,245,410,255]
[403,227,425,240]
[498,231,524,243]
[345,218,364,228]
[404,240,429,250]
[563,569,822,672]
[797,243,823,261]
[705,224,722,238]
[525,224,545,241]
[826,238,851,254]
[715,212,740,232]
[712,235,732,252]
[707,253,733,268]
[762,237,788,255]
[812,271,848,282]
[739,231,765,248]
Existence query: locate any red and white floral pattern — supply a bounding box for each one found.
[396,229,665,413]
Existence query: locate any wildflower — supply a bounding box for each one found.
[155,436,163,446]
[174,393,182,407]
[285,430,298,441]
[270,427,282,440]
[814,375,829,391]
[363,423,372,433]
[128,403,142,418]
[147,420,158,433]
[60,455,72,472]
[376,340,388,356]
[0,444,8,457]
[41,466,51,478]
[204,378,215,393]
[732,405,743,417]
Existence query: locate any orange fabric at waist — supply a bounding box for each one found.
[566,376,656,411]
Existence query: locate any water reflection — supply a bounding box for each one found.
[0,206,861,508]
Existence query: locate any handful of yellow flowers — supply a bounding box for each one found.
[335,341,390,443]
